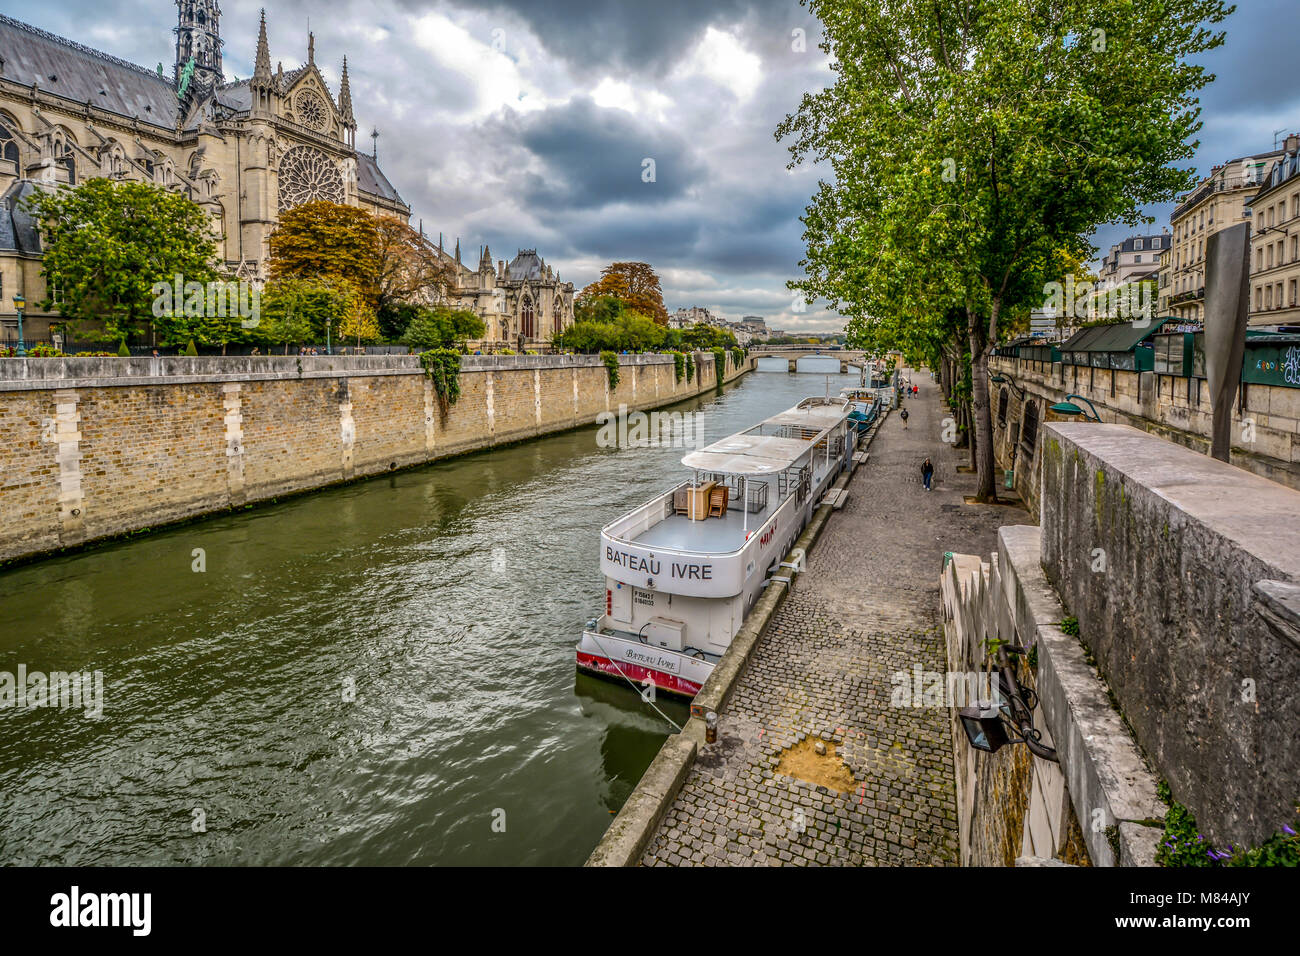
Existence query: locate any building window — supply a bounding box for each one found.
[1134,239,1144,250]
[520,296,534,339]
[1021,402,1039,459]
[0,122,18,165]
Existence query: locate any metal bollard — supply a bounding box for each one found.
[705,711,718,744]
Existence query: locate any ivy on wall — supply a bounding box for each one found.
[671,350,685,384]
[600,350,621,389]
[419,348,462,419]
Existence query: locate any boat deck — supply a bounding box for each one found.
[633,496,776,553]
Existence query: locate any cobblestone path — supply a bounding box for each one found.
[642,372,1013,866]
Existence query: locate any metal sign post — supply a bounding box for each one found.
[1203,222,1251,462]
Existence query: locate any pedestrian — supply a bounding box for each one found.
[921,457,934,491]
[900,407,909,428]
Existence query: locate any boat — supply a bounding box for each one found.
[839,387,882,434]
[576,396,856,698]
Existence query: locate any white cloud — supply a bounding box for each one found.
[674,27,763,102]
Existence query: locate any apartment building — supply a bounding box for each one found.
[1159,148,1283,323]
[1248,134,1300,327]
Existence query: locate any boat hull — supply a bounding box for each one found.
[575,630,712,699]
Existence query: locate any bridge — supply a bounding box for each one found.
[748,345,877,374]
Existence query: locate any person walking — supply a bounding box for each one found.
[921,457,934,491]
[900,407,909,428]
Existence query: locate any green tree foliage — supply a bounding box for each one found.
[400,306,486,351]
[25,179,219,343]
[778,0,1231,500]
[257,277,352,350]
[555,310,667,352]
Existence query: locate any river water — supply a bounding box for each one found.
[0,365,860,865]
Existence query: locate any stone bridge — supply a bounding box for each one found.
[748,346,874,374]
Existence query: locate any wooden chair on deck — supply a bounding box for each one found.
[708,485,729,517]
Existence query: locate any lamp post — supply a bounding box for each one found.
[12,293,26,358]
[1049,393,1103,422]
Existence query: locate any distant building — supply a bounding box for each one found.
[1159,146,1285,324]
[438,244,575,351]
[1248,133,1300,327]
[1097,233,1170,293]
[670,306,720,329]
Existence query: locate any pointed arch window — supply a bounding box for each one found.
[0,114,19,167]
[521,295,535,339]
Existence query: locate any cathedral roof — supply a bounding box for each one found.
[507,249,544,280]
[356,153,403,205]
[0,14,179,130]
[0,180,45,255]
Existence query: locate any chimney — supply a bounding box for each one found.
[1287,133,1300,155]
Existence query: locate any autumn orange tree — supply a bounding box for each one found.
[373,217,455,319]
[268,201,381,305]
[579,262,669,324]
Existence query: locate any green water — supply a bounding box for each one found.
[0,368,858,865]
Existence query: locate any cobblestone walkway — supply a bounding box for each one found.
[642,372,1013,866]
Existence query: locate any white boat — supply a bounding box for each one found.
[576,396,855,698]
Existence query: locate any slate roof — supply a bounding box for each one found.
[0,180,45,254]
[0,14,178,129]
[507,249,543,280]
[356,152,403,206]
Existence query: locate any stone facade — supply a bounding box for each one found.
[0,351,748,564]
[0,7,409,342]
[436,244,575,351]
[1248,135,1300,326]
[988,354,1300,520]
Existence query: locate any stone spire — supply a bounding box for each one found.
[480,244,492,270]
[307,32,315,66]
[338,56,355,126]
[454,238,461,264]
[252,10,272,86]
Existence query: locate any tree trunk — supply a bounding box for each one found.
[967,305,997,503]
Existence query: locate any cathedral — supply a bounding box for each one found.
[0,4,573,350]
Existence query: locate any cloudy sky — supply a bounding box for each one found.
[18,0,1300,332]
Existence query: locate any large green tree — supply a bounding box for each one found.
[779,0,1231,500]
[26,179,219,343]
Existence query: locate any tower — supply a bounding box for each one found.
[174,0,224,104]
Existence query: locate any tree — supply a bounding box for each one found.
[579,262,669,323]
[373,217,455,318]
[268,201,381,305]
[258,277,351,347]
[400,306,485,351]
[25,179,219,343]
[778,0,1230,500]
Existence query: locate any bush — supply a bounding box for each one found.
[184,339,198,356]
[418,348,463,419]
[600,350,621,389]
[117,340,130,357]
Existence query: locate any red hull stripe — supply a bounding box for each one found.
[575,652,703,698]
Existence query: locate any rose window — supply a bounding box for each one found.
[277,146,344,211]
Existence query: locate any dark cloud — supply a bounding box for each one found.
[12,0,1299,330]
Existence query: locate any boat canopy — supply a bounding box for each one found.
[762,406,850,430]
[678,450,792,475]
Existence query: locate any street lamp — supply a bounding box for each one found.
[11,293,27,357]
[1049,393,1103,422]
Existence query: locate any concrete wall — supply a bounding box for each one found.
[0,351,749,564]
[989,355,1300,520]
[1040,422,1300,849]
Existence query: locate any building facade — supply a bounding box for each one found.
[1096,233,1169,292]
[1158,148,1282,324]
[1248,134,1300,327]
[436,242,575,351]
[0,6,410,342]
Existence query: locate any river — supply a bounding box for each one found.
[0,364,861,865]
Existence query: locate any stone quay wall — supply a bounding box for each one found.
[946,420,1300,864]
[0,352,750,564]
[988,355,1300,519]
[1041,422,1300,851]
